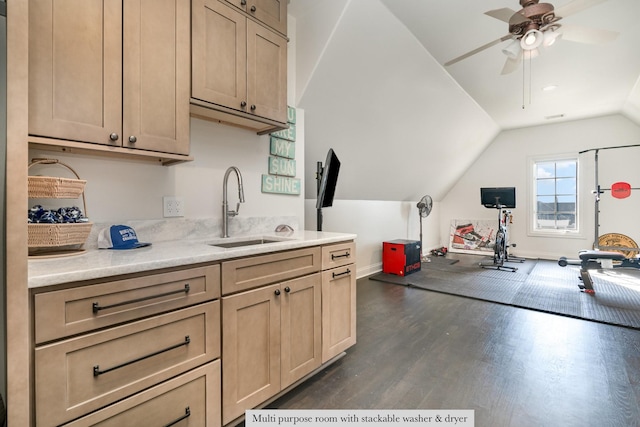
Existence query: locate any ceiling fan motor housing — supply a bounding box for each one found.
[510,1,558,36]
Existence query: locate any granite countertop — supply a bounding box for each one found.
[28,229,357,288]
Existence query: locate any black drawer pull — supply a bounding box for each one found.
[331,252,350,260]
[93,284,190,313]
[332,268,351,278]
[164,407,191,427]
[93,336,190,377]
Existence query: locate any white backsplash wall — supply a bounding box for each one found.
[28,112,306,232]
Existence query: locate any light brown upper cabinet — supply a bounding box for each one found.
[223,0,287,36]
[191,0,288,127]
[29,0,191,156]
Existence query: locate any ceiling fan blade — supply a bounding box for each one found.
[554,0,609,19]
[484,7,527,24]
[501,53,522,75]
[560,23,618,44]
[445,35,513,67]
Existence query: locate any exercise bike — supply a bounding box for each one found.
[479,204,525,272]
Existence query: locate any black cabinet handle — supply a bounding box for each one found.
[93,284,190,314]
[164,407,191,427]
[331,252,350,260]
[241,101,247,108]
[93,336,190,377]
[274,289,281,296]
[332,268,351,279]
[250,5,256,12]
[240,0,246,5]
[250,104,256,111]
[284,286,291,293]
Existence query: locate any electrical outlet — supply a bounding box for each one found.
[163,196,184,217]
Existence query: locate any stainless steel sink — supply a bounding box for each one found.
[208,238,289,249]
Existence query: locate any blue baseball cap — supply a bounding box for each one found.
[98,225,151,250]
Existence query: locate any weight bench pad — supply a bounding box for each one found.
[578,250,626,261]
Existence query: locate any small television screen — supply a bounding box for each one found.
[481,187,516,208]
[316,149,341,209]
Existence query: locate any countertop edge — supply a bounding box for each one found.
[28,231,357,289]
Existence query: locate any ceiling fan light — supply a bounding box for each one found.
[520,29,543,50]
[543,30,562,47]
[502,39,522,59]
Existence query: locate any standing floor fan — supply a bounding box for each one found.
[417,195,433,262]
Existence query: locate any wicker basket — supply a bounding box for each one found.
[28,222,93,248]
[28,158,92,250]
[28,159,87,198]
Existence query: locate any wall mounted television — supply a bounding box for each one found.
[480,187,516,208]
[316,148,341,209]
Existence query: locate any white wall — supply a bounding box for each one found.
[297,0,499,203]
[305,199,440,278]
[440,114,640,260]
[28,114,305,228]
[302,114,640,276]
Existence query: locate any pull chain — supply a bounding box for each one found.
[522,50,533,109]
[522,52,525,109]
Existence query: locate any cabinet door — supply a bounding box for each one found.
[192,0,247,113]
[281,273,322,388]
[224,0,286,35]
[247,20,288,123]
[123,0,191,155]
[29,0,122,146]
[222,285,280,425]
[321,265,357,363]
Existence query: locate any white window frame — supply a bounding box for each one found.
[528,154,584,238]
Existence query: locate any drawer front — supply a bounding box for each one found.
[64,361,221,427]
[322,241,355,270]
[221,247,321,295]
[34,264,220,344]
[35,301,220,427]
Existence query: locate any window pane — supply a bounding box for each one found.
[556,161,576,177]
[536,163,556,178]
[533,159,578,232]
[556,178,576,194]
[537,180,555,195]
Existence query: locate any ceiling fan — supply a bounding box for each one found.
[444,0,619,74]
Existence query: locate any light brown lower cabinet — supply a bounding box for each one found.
[222,273,322,424]
[321,265,357,363]
[321,242,357,362]
[63,361,221,427]
[35,301,220,427]
[31,242,355,427]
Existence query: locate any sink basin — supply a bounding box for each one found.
[208,237,290,249]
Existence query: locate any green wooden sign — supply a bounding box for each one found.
[270,137,295,159]
[261,174,301,195]
[270,124,295,142]
[268,156,296,177]
[287,106,296,124]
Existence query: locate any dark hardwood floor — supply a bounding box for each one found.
[268,256,640,427]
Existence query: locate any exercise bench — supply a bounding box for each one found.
[558,250,640,294]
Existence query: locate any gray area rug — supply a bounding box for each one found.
[369,256,640,330]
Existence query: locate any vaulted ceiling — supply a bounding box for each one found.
[288,0,640,202]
